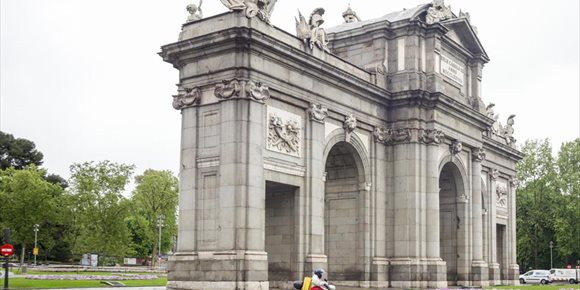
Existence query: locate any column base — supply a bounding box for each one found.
[370,257,389,285]
[470,261,489,286]
[508,264,520,284]
[389,258,447,289]
[489,263,501,286]
[167,251,268,290]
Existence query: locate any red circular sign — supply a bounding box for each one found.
[0,244,14,257]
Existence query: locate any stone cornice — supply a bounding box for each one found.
[482,135,524,161]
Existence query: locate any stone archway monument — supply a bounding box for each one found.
[160,0,522,289]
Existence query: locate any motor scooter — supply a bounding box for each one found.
[293,278,336,290]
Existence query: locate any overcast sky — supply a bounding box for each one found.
[1,0,579,184]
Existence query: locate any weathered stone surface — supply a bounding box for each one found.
[160,1,522,289]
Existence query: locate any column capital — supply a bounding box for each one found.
[173,87,202,110]
[472,147,486,162]
[420,129,445,145]
[214,78,270,103]
[491,168,499,180]
[307,103,328,123]
[373,127,411,145]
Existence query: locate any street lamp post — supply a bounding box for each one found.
[156,215,164,268]
[33,224,39,266]
[549,240,554,269]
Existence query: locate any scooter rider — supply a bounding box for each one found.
[311,269,329,290]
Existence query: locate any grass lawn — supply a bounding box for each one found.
[17,270,161,276]
[7,277,166,289]
[485,285,580,290]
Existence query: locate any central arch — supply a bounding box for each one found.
[323,139,368,282]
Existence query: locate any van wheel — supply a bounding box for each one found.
[540,279,548,284]
[570,279,576,284]
[519,278,525,284]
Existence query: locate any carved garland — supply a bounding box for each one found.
[214,79,270,103]
[267,114,301,156]
[172,87,202,110]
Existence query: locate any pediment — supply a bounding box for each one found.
[442,18,489,61]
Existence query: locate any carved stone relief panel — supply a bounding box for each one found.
[496,182,508,208]
[266,106,302,157]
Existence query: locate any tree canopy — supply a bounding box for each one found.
[0,131,44,170]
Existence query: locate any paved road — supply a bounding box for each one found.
[45,288,165,290]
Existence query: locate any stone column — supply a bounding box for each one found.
[304,104,328,274]
[422,129,447,289]
[168,79,270,290]
[471,148,488,286]
[508,177,519,283]
[489,169,500,284]
[371,130,388,288]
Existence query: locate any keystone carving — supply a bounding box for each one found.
[509,177,518,188]
[219,0,277,23]
[421,129,445,144]
[472,148,486,162]
[450,140,462,155]
[172,87,201,110]
[343,114,357,142]
[308,103,328,123]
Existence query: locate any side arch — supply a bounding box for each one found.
[323,129,371,184]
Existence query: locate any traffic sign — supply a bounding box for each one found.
[33,247,39,256]
[0,244,14,257]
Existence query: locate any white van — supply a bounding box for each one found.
[519,270,551,284]
[549,268,579,284]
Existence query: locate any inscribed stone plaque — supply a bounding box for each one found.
[440,54,465,86]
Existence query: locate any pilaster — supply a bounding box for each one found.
[304,104,328,275]
[470,148,488,286]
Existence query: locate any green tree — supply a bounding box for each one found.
[516,139,561,269]
[0,131,44,169]
[68,161,135,264]
[129,169,178,264]
[554,139,580,264]
[0,166,62,265]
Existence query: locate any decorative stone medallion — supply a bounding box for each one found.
[373,127,412,145]
[214,79,270,103]
[267,106,302,157]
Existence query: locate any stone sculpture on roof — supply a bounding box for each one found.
[426,0,453,24]
[295,8,330,52]
[342,5,361,23]
[186,0,203,23]
[220,0,277,23]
